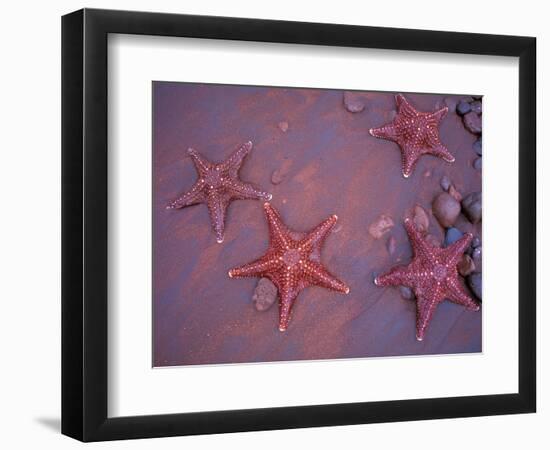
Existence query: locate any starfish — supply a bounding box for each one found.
[369,94,454,178]
[374,218,479,341]
[167,141,272,243]
[228,202,350,331]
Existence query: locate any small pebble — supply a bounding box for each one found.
[270,159,292,185]
[440,175,451,192]
[343,91,365,113]
[468,273,482,300]
[473,157,482,171]
[456,100,471,115]
[271,169,284,184]
[278,121,289,132]
[433,192,461,228]
[458,254,476,276]
[472,246,482,263]
[399,286,414,300]
[463,111,482,134]
[423,169,431,178]
[473,137,482,155]
[445,227,463,247]
[472,236,481,248]
[470,100,482,114]
[368,214,394,239]
[461,192,482,224]
[411,205,430,233]
[252,278,278,311]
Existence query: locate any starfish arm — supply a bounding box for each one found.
[299,214,338,250]
[206,191,228,243]
[401,145,422,178]
[302,261,349,294]
[228,254,282,279]
[220,141,253,176]
[263,203,293,248]
[277,279,299,332]
[403,218,437,260]
[429,106,448,123]
[369,123,399,142]
[166,180,205,209]
[429,144,455,163]
[187,148,212,175]
[445,277,480,311]
[374,265,413,288]
[225,178,272,201]
[415,294,441,341]
[441,232,473,267]
[395,94,419,118]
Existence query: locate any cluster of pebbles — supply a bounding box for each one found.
[456,96,482,171]
[368,176,482,303]
[424,178,482,302]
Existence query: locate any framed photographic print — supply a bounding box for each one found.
[62,8,536,441]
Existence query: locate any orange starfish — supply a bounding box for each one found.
[228,203,350,331]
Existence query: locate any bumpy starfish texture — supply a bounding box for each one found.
[167,141,272,243]
[369,94,454,178]
[228,203,350,331]
[374,219,479,341]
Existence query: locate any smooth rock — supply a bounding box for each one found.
[386,236,397,255]
[468,273,482,300]
[445,227,463,247]
[270,159,292,185]
[252,278,278,311]
[458,254,476,276]
[472,246,482,265]
[433,192,461,228]
[440,175,451,192]
[343,91,365,113]
[463,111,482,134]
[473,157,482,171]
[456,100,471,115]
[271,169,284,184]
[368,214,394,239]
[411,205,430,233]
[473,137,482,155]
[472,236,481,248]
[470,100,482,114]
[278,121,289,132]
[461,192,482,224]
[399,286,414,300]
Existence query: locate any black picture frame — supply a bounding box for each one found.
[62,8,536,442]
